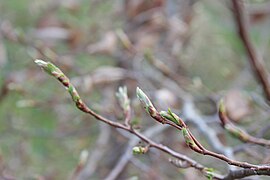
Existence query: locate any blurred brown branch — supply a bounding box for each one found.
[232,0,270,103]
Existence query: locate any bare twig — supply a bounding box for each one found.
[232,0,270,102]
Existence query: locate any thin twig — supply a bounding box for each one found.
[219,100,270,147]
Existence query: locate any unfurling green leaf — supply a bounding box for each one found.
[160,110,179,125]
[167,108,181,125]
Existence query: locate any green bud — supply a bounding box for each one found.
[132,146,146,155]
[79,150,89,166]
[225,124,249,141]
[159,111,171,119]
[116,86,130,111]
[144,50,153,62]
[160,109,185,127]
[160,110,179,125]
[35,59,54,74]
[68,86,81,102]
[218,99,226,114]
[35,59,48,67]
[136,87,156,115]
[35,59,62,77]
[35,59,89,113]
[204,168,214,180]
[182,128,196,148]
[167,108,182,126]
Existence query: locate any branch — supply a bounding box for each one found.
[35,59,270,179]
[218,99,270,147]
[35,59,216,179]
[141,51,233,160]
[34,59,127,130]
[136,87,270,171]
[232,0,270,102]
[182,100,234,158]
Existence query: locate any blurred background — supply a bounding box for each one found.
[0,0,270,179]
